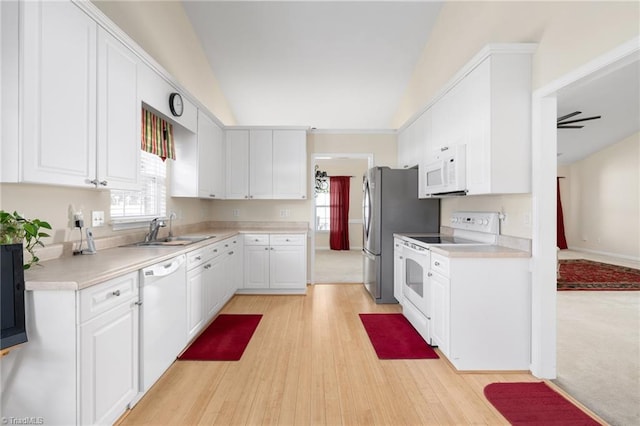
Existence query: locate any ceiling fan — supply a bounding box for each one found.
[557,111,602,129]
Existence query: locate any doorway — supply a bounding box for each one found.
[532,38,639,424]
[311,153,373,284]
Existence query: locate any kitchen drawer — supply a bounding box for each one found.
[187,247,208,269]
[270,234,305,246]
[206,240,226,259]
[79,271,138,323]
[244,234,269,245]
[431,252,449,277]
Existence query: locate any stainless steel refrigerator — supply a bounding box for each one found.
[362,167,439,303]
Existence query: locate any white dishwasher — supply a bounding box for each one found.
[138,254,187,397]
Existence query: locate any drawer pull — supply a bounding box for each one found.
[264,247,269,250]
[195,256,201,261]
[427,272,432,277]
[434,261,440,266]
[286,239,290,242]
[134,301,143,306]
[112,290,121,297]
[229,251,234,255]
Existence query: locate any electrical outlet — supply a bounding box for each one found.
[523,212,531,226]
[232,209,240,217]
[92,211,105,227]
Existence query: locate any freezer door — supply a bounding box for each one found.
[363,249,380,300]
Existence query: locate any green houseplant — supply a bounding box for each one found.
[0,210,52,270]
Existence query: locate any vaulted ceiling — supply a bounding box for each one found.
[182,1,443,130]
[180,1,638,164]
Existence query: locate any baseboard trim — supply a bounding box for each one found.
[566,246,640,263]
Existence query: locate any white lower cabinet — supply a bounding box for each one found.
[241,234,307,293]
[79,300,139,425]
[0,272,139,425]
[185,236,242,342]
[430,251,530,371]
[429,269,449,356]
[393,238,404,304]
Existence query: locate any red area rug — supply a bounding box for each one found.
[558,259,640,291]
[484,382,599,425]
[359,313,438,359]
[178,314,262,361]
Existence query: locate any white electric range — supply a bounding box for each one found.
[394,212,501,345]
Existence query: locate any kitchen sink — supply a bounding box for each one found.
[121,235,216,248]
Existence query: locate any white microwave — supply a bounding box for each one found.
[423,145,467,197]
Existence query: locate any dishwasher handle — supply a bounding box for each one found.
[143,256,185,278]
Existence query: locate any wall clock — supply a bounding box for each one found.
[169,92,183,117]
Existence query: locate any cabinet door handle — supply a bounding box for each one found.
[229,251,234,255]
[244,195,249,199]
[195,256,201,260]
[270,247,274,251]
[134,301,142,306]
[427,272,433,277]
[264,247,269,250]
[399,256,403,259]
[112,290,121,296]
[210,194,215,198]
[100,180,108,186]
[301,195,305,199]
[434,261,440,266]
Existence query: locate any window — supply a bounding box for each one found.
[315,185,330,231]
[110,150,166,223]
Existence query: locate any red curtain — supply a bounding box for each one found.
[557,177,568,249]
[329,176,350,250]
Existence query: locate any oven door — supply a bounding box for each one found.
[401,243,430,317]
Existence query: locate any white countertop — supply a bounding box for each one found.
[25,228,307,291]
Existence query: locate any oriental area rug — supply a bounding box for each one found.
[178,314,262,361]
[557,259,640,291]
[358,313,439,359]
[484,382,600,425]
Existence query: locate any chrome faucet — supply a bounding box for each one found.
[145,217,165,242]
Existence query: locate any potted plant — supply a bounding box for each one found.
[0,210,51,270]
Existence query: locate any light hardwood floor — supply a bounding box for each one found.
[119,284,600,426]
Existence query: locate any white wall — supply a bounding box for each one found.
[558,132,639,260]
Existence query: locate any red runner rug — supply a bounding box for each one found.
[179,314,262,361]
[484,382,600,425]
[558,259,640,291]
[359,313,438,359]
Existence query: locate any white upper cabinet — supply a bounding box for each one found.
[21,0,97,187]
[249,129,274,199]
[273,130,307,199]
[96,28,140,190]
[398,106,429,171]
[8,1,143,190]
[225,128,307,200]
[419,44,535,196]
[198,113,225,199]
[463,51,533,194]
[225,129,250,199]
[172,110,224,198]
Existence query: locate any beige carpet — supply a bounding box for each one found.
[314,249,363,283]
[555,250,640,426]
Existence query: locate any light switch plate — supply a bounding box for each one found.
[92,211,105,227]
